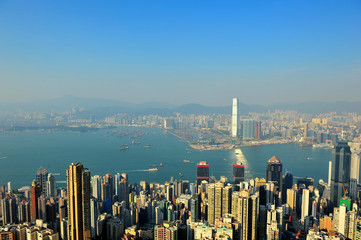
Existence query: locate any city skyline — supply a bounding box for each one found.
[1,1,361,239]
[0,1,361,106]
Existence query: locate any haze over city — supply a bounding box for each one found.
[1,1,361,106]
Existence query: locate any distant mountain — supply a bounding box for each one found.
[0,95,132,112]
[0,95,361,115]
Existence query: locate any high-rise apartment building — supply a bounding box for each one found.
[67,162,91,240]
[301,189,310,222]
[1,197,17,224]
[231,190,259,240]
[287,189,297,213]
[207,182,231,225]
[196,161,209,185]
[350,152,360,183]
[18,200,31,223]
[330,142,351,207]
[91,175,102,200]
[231,98,239,138]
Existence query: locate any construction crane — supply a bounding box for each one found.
[342,183,348,198]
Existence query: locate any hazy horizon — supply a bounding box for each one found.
[1,1,360,106]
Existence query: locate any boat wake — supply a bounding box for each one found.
[122,169,158,172]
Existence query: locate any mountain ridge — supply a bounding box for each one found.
[0,95,360,115]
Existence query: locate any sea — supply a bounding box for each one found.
[0,127,333,189]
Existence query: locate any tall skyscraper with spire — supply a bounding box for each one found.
[330,141,351,207]
[231,98,239,138]
[67,163,91,240]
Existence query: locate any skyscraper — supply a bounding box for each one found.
[118,178,129,207]
[91,175,102,200]
[231,190,259,240]
[283,172,293,190]
[1,197,17,224]
[46,173,57,198]
[242,119,255,140]
[196,161,209,185]
[36,167,48,195]
[29,180,41,221]
[301,189,310,222]
[231,98,239,138]
[350,152,360,183]
[233,162,245,184]
[266,156,283,190]
[330,142,351,207]
[328,161,332,187]
[67,163,91,240]
[254,121,262,140]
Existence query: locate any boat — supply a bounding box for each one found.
[119,146,129,150]
[179,173,183,177]
[148,168,158,172]
[312,143,331,148]
[144,144,152,149]
[149,163,163,167]
[183,160,191,163]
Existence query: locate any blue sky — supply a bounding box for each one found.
[0,1,360,106]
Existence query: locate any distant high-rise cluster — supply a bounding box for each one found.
[231,98,262,141]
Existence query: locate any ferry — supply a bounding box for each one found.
[312,143,332,148]
[148,168,158,172]
[149,163,164,167]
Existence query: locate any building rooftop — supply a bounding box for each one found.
[268,156,281,163]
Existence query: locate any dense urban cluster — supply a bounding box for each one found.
[0,139,361,240]
[1,99,361,149]
[2,99,361,240]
